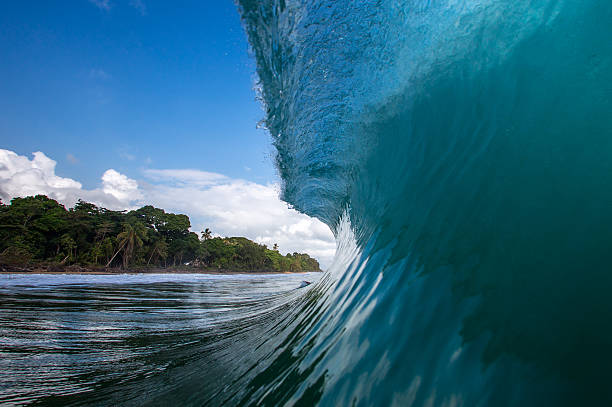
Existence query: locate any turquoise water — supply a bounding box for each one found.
[234,0,612,405]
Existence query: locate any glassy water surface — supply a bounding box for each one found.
[0,272,321,406]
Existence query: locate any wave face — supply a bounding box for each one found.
[234,0,612,405]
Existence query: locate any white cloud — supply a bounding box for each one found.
[101,169,141,202]
[0,149,135,210]
[139,170,336,266]
[143,169,227,187]
[0,149,336,267]
[0,150,81,202]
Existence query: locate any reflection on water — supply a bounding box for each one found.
[0,273,321,406]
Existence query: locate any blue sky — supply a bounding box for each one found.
[1,0,274,187]
[0,1,336,266]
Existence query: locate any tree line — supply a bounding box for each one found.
[0,195,321,272]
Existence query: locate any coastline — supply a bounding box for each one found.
[0,264,319,275]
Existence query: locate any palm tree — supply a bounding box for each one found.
[59,234,77,265]
[95,222,114,242]
[147,238,168,266]
[106,222,147,268]
[201,228,212,241]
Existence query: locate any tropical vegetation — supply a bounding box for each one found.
[0,195,321,272]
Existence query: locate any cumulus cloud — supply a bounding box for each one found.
[0,150,138,210]
[0,149,82,203]
[101,169,141,202]
[139,169,337,266]
[0,149,336,267]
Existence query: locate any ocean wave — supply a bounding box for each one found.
[234,0,612,405]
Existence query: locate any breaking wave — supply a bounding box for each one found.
[231,0,612,405]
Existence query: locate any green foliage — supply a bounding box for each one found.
[115,222,147,268]
[60,234,77,263]
[0,195,322,272]
[0,237,34,266]
[201,228,212,240]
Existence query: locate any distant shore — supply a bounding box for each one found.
[0,264,319,275]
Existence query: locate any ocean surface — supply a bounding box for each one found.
[3,0,612,405]
[0,272,322,405]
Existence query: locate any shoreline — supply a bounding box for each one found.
[0,271,313,275]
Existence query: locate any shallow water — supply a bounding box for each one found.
[0,272,321,405]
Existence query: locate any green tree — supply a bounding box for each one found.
[201,228,212,241]
[0,195,322,272]
[101,237,114,265]
[96,222,115,242]
[107,222,147,269]
[147,238,168,266]
[0,195,69,260]
[60,234,77,264]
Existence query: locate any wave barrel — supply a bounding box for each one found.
[235,0,612,405]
